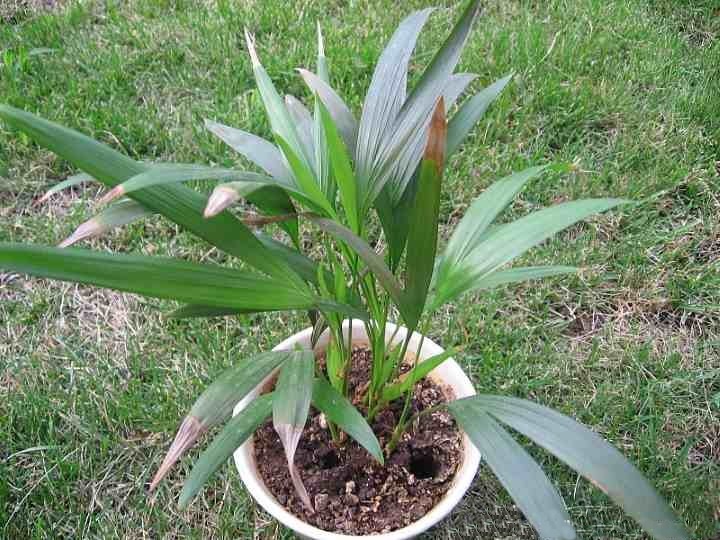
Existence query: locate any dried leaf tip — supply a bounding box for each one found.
[276,423,315,513]
[244,29,260,66]
[58,219,102,248]
[149,416,205,491]
[34,192,52,207]
[203,186,239,218]
[424,97,447,168]
[97,185,124,207]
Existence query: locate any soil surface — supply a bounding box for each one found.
[254,347,463,535]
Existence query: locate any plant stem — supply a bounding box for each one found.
[386,319,430,454]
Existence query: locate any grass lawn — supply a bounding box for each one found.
[1,0,718,538]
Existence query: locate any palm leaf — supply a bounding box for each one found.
[447,401,576,540]
[59,199,152,248]
[0,105,298,283]
[312,378,383,463]
[464,396,690,540]
[273,352,316,511]
[178,393,273,508]
[403,99,446,329]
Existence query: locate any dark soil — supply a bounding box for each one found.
[254,346,463,535]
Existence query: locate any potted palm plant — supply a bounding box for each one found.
[0,2,690,539]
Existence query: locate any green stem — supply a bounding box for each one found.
[387,319,430,454]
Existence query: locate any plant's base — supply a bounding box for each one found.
[253,347,462,535]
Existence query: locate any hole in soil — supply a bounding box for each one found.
[319,450,340,469]
[410,451,440,479]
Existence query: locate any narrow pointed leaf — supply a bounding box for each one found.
[443,165,549,265]
[356,9,432,205]
[467,396,691,540]
[178,393,273,508]
[381,348,456,403]
[447,401,576,540]
[298,69,357,152]
[316,23,330,84]
[255,232,324,285]
[204,120,292,184]
[434,199,628,307]
[447,74,513,157]
[403,0,482,113]
[59,199,152,248]
[99,167,274,206]
[273,351,315,511]
[245,30,311,166]
[285,95,316,166]
[151,351,294,489]
[313,99,333,202]
[0,243,318,311]
[0,105,298,282]
[275,136,334,215]
[167,305,257,319]
[375,175,418,271]
[404,99,446,328]
[465,265,578,292]
[317,101,358,232]
[36,172,93,205]
[382,73,476,206]
[312,378,383,464]
[308,215,407,317]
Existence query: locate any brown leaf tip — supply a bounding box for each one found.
[97,185,125,207]
[149,416,205,491]
[204,186,239,218]
[424,97,447,168]
[58,219,102,248]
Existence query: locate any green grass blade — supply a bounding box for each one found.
[470,396,691,540]
[59,199,153,248]
[178,393,273,509]
[298,68,357,153]
[204,120,292,184]
[273,351,315,511]
[0,105,299,282]
[312,378,383,464]
[447,401,576,540]
[318,101,358,233]
[403,99,446,328]
[447,74,513,157]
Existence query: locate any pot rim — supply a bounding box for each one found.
[233,321,481,539]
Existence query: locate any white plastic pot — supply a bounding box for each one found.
[233,320,480,540]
